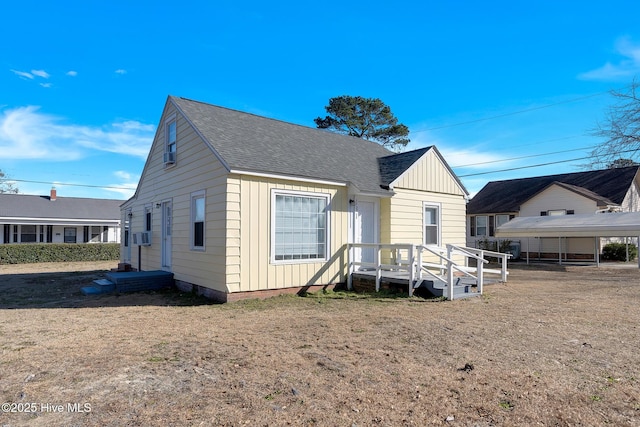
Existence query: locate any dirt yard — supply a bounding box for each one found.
[0,261,639,426]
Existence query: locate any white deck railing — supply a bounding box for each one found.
[347,243,511,299]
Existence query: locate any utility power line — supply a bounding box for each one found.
[457,148,639,178]
[452,145,598,168]
[413,89,617,132]
[0,178,133,191]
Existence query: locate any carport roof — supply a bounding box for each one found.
[495,212,640,238]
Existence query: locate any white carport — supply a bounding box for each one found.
[495,212,640,267]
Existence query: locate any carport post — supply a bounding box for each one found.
[558,237,562,265]
[594,236,600,267]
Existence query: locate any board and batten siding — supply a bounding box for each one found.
[383,149,467,264]
[391,150,466,196]
[383,189,466,245]
[226,174,348,293]
[123,103,229,293]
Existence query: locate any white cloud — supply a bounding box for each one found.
[0,106,155,160]
[31,69,50,79]
[66,70,78,77]
[579,37,640,81]
[105,170,139,198]
[11,69,34,79]
[115,69,127,75]
[39,83,52,88]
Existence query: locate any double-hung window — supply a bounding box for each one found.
[272,190,329,262]
[144,205,152,232]
[191,191,205,250]
[164,115,177,165]
[423,202,441,246]
[475,215,488,236]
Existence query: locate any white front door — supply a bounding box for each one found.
[353,198,378,268]
[161,200,172,270]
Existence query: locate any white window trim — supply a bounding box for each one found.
[270,189,331,264]
[144,204,153,232]
[423,202,442,246]
[475,215,488,237]
[164,113,177,167]
[190,190,206,251]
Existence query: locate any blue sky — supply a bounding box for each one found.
[1,0,640,200]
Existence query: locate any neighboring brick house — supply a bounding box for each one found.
[466,166,640,259]
[0,188,122,244]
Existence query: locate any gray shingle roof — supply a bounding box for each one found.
[171,96,439,195]
[467,166,640,214]
[0,194,122,221]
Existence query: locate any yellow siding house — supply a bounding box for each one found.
[121,96,468,301]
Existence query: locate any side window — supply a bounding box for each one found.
[191,191,205,250]
[144,205,152,232]
[423,203,440,245]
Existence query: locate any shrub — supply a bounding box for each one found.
[0,243,120,265]
[601,242,638,261]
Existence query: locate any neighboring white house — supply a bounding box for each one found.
[121,95,469,302]
[466,166,640,260]
[0,188,122,244]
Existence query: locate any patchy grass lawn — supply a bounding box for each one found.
[0,261,639,426]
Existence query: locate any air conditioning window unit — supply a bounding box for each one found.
[132,231,152,246]
[164,151,176,164]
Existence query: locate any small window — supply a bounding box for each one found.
[144,206,152,232]
[272,190,330,262]
[191,191,205,250]
[548,209,566,216]
[166,120,176,154]
[424,203,441,245]
[567,210,575,215]
[469,216,476,236]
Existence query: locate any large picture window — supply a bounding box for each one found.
[272,191,329,262]
[423,203,441,245]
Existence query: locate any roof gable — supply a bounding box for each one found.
[467,166,640,214]
[0,194,122,220]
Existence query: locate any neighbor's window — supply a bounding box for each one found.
[64,227,77,243]
[496,214,511,228]
[475,215,488,236]
[272,191,329,262]
[90,226,102,243]
[191,191,205,250]
[423,203,441,245]
[20,225,37,243]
